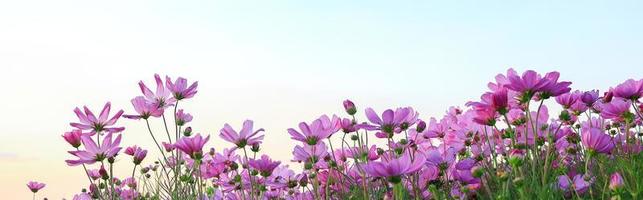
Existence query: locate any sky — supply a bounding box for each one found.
[1,1,642,199]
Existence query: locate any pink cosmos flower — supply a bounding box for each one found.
[538,71,572,99]
[175,109,193,126]
[613,79,643,100]
[73,192,92,200]
[600,99,632,121]
[219,120,265,148]
[162,142,175,152]
[292,143,329,168]
[609,172,624,190]
[62,129,84,148]
[581,128,614,154]
[125,145,147,165]
[70,102,124,133]
[558,174,590,194]
[175,134,210,160]
[363,153,426,182]
[26,181,46,193]
[340,118,358,133]
[87,169,101,180]
[123,96,163,119]
[66,132,122,166]
[581,90,600,106]
[470,106,498,126]
[501,69,550,97]
[288,115,341,145]
[555,91,581,109]
[248,155,282,177]
[165,76,198,100]
[364,107,413,135]
[139,74,175,109]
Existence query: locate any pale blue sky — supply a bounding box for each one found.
[1,1,642,198]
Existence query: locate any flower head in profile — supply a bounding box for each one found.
[70,102,124,133]
[219,120,265,148]
[288,115,341,145]
[249,155,282,177]
[65,132,122,166]
[175,134,210,160]
[581,90,600,106]
[363,153,426,183]
[581,128,614,154]
[124,145,147,165]
[555,91,581,109]
[558,174,590,194]
[139,74,175,109]
[175,109,193,126]
[613,79,643,101]
[600,99,634,122]
[165,76,198,100]
[123,96,163,120]
[26,181,46,193]
[499,69,550,102]
[538,71,572,99]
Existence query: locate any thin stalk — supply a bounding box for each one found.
[242,147,256,200]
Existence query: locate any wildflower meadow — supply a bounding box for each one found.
[27,68,642,200]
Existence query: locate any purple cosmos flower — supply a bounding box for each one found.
[219,120,265,148]
[581,90,600,106]
[288,115,341,145]
[555,91,581,109]
[558,174,590,194]
[175,134,210,160]
[581,128,614,154]
[613,79,643,100]
[470,106,498,126]
[248,155,282,177]
[162,142,175,152]
[125,145,147,165]
[363,153,425,183]
[538,71,572,99]
[600,99,633,122]
[66,132,122,166]
[292,143,329,169]
[123,96,163,120]
[165,76,198,100]
[70,102,124,133]
[364,107,413,136]
[139,74,175,109]
[340,118,358,133]
[609,172,624,190]
[27,181,46,193]
[62,129,84,148]
[501,69,550,100]
[73,192,92,200]
[175,109,193,126]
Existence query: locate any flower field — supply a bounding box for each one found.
[28,69,642,199]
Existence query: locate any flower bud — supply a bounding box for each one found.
[251,143,261,153]
[62,130,83,148]
[609,172,624,190]
[343,100,357,115]
[416,120,426,133]
[99,165,109,180]
[183,127,192,136]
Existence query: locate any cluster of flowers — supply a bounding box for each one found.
[27,69,642,199]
